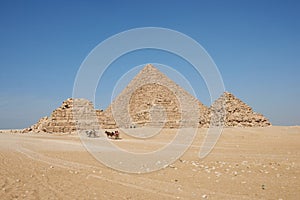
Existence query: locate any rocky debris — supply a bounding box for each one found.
[209,92,271,127]
[23,116,50,133]
[0,129,23,134]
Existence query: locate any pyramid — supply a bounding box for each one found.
[103,64,209,128]
[209,92,271,127]
[23,98,100,133]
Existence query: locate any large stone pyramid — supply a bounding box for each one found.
[103,64,209,128]
[210,92,271,127]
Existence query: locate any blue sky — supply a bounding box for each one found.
[0,0,299,128]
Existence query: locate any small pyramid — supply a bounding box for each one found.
[210,92,271,127]
[23,98,99,133]
[102,64,209,128]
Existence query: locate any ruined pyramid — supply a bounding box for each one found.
[23,98,99,133]
[210,92,271,127]
[23,64,271,133]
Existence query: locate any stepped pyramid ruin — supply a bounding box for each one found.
[23,64,271,133]
[210,92,271,127]
[23,98,100,133]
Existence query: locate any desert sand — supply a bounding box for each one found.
[0,126,299,199]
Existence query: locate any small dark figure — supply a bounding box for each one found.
[114,130,119,139]
[86,129,97,137]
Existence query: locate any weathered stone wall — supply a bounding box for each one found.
[128,83,182,128]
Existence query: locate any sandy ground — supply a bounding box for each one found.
[0,126,299,199]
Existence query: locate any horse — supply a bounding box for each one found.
[105,130,120,139]
[105,131,114,138]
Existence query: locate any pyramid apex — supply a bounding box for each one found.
[145,63,155,68]
[223,91,234,98]
[135,64,161,78]
[141,64,158,72]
